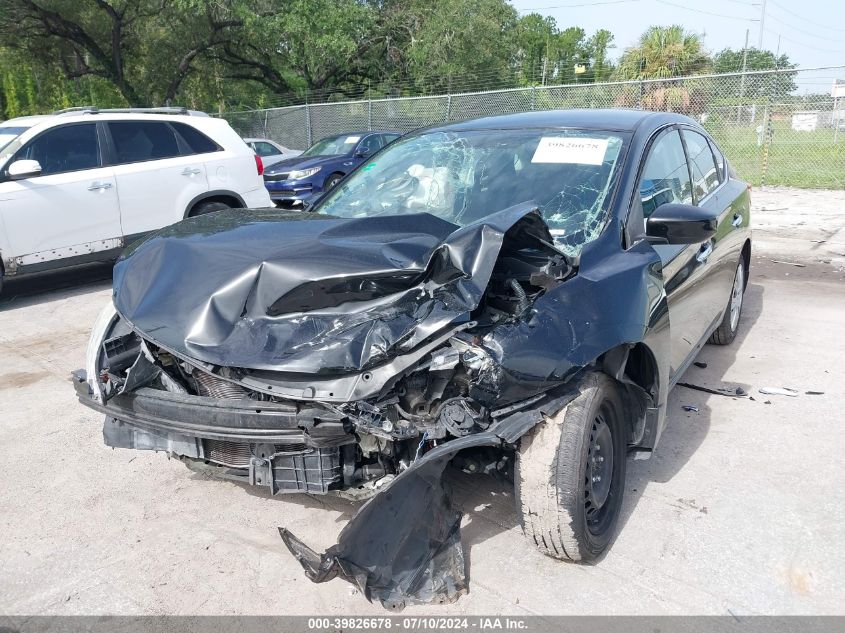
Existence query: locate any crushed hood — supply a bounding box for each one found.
[112,203,552,374]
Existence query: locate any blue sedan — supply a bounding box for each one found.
[263,131,400,207]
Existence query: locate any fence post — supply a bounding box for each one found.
[263,110,268,138]
[759,69,775,187]
[531,85,536,111]
[445,93,452,122]
[368,98,372,130]
[305,101,313,147]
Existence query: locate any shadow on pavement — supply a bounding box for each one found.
[0,263,113,311]
[617,279,765,541]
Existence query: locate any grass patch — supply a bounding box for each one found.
[707,122,845,189]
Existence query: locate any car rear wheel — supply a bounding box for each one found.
[190,201,231,217]
[516,372,627,562]
[708,258,746,345]
[324,173,344,190]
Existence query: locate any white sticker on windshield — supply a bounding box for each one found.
[531,137,609,165]
[344,136,361,143]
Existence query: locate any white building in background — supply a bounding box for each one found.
[791,111,819,131]
[832,80,845,129]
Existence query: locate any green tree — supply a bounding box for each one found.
[614,25,711,113]
[0,0,246,106]
[377,0,520,94]
[513,13,557,83]
[617,25,711,79]
[584,29,615,82]
[513,14,615,85]
[713,47,797,97]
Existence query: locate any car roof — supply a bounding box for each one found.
[322,130,399,137]
[2,111,213,133]
[424,109,697,134]
[0,115,52,128]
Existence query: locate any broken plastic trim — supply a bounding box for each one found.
[279,390,577,610]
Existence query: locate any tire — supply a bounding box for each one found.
[189,201,231,217]
[516,372,627,562]
[324,173,344,190]
[708,257,746,345]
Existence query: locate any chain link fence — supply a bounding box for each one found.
[224,66,845,189]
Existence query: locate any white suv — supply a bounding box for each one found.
[0,107,272,291]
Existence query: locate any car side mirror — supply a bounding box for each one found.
[8,159,42,180]
[646,203,718,245]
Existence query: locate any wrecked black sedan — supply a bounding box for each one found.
[74,109,751,608]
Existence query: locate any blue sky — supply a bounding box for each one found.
[509,0,845,70]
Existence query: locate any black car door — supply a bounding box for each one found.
[679,128,746,335]
[637,127,713,381]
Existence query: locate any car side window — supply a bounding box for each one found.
[382,134,400,147]
[172,122,220,155]
[682,130,720,202]
[15,123,100,176]
[357,136,380,156]
[639,130,692,217]
[108,121,180,164]
[251,141,277,157]
[708,138,726,182]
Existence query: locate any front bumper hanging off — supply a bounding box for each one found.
[72,369,351,495]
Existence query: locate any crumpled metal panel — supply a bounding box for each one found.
[112,204,551,374]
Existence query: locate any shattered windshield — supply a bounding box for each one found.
[301,134,361,157]
[316,128,627,255]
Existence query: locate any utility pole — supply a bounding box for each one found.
[758,0,767,48]
[738,29,749,124]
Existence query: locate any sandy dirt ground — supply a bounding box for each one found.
[0,187,843,616]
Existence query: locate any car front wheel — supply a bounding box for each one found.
[324,173,344,190]
[516,372,627,562]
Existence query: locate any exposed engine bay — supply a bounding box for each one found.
[83,204,572,499]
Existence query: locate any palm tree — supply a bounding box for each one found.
[617,25,711,79]
[614,25,712,113]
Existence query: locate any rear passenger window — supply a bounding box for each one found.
[172,122,220,155]
[682,130,720,201]
[709,139,726,182]
[252,141,277,157]
[639,130,692,217]
[108,121,180,164]
[16,123,100,175]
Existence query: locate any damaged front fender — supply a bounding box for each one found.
[279,391,576,610]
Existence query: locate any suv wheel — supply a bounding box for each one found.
[516,372,627,562]
[190,201,231,217]
[708,258,746,345]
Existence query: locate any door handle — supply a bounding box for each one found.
[731,213,743,228]
[88,182,113,191]
[696,241,713,264]
[181,167,202,176]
